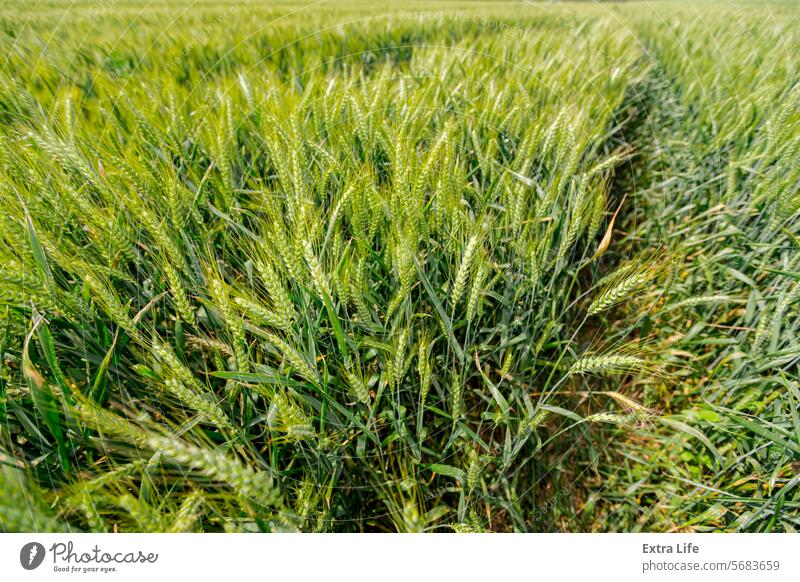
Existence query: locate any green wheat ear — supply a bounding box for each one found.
[588,249,668,315]
[450,232,481,306]
[169,490,205,533]
[570,353,645,376]
[343,364,371,405]
[147,435,282,509]
[568,340,663,378]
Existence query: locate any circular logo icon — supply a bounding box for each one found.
[20,542,46,570]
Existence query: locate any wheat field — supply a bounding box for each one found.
[0,0,798,532]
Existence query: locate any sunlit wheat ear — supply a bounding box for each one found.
[153,342,207,394]
[162,377,233,431]
[302,239,332,300]
[585,412,636,427]
[383,330,403,390]
[417,334,432,405]
[82,272,136,335]
[208,276,249,373]
[75,493,107,532]
[451,232,480,306]
[267,390,315,441]
[272,225,305,283]
[233,295,286,330]
[169,490,205,533]
[601,390,655,422]
[450,372,463,420]
[588,249,668,315]
[466,259,489,324]
[569,353,645,376]
[586,178,610,242]
[459,451,479,497]
[556,178,589,264]
[147,435,281,508]
[518,408,551,437]
[163,260,195,325]
[254,258,296,331]
[265,331,320,387]
[343,365,371,406]
[349,258,374,326]
[668,294,740,310]
[116,494,164,531]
